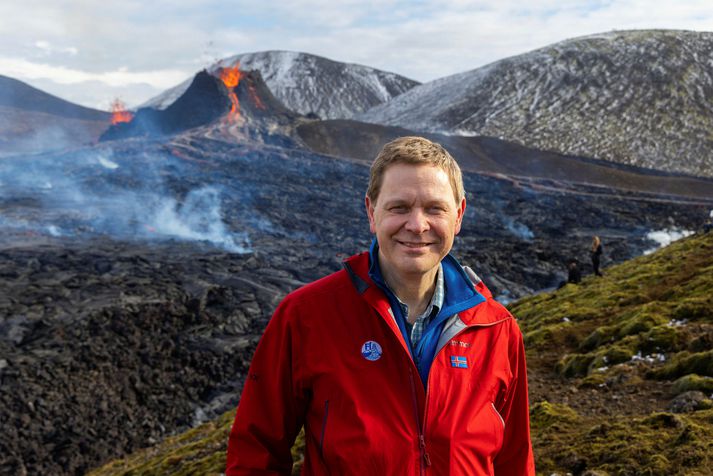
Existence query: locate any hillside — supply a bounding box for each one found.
[357,30,713,178]
[0,75,110,157]
[142,50,419,119]
[87,231,713,475]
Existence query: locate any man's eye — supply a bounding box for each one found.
[390,206,408,213]
[428,206,446,214]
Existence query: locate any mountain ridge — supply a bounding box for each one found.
[357,29,713,178]
[142,50,420,119]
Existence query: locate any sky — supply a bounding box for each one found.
[1,0,712,111]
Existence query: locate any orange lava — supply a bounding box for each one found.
[218,65,242,121]
[110,99,134,125]
[248,82,265,110]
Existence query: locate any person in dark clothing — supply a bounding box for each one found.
[591,235,603,276]
[568,259,581,284]
[557,259,581,290]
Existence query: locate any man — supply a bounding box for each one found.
[226,137,535,475]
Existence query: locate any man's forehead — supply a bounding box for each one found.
[379,165,455,201]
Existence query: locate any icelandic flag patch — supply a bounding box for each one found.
[450,355,468,368]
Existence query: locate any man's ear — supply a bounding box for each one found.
[454,197,466,235]
[365,195,376,234]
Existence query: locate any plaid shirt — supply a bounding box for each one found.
[393,264,444,363]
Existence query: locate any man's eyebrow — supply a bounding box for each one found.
[382,199,410,206]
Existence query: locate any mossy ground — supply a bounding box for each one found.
[513,231,713,475]
[89,233,713,475]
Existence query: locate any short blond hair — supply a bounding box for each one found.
[366,136,464,204]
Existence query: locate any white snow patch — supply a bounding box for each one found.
[631,351,666,363]
[667,318,688,327]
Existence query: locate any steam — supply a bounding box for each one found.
[0,147,251,253]
[150,188,249,253]
[643,228,693,255]
[503,216,535,241]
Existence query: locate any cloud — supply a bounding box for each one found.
[0,57,188,89]
[35,40,78,56]
[2,0,712,108]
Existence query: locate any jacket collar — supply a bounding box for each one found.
[343,241,498,326]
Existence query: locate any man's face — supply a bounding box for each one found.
[366,163,466,281]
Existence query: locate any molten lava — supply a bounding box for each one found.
[218,64,242,121]
[110,99,134,125]
[248,82,266,110]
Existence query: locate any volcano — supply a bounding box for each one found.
[100,67,296,142]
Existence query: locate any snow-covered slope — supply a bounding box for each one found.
[357,30,713,178]
[142,51,419,120]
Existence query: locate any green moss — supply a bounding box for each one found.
[672,374,713,395]
[529,401,579,430]
[579,372,607,388]
[617,305,667,338]
[639,325,682,353]
[672,297,713,321]
[590,345,635,370]
[651,350,713,380]
[580,325,616,352]
[557,353,596,378]
[87,409,236,476]
[533,410,713,475]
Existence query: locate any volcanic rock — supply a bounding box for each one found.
[100,70,233,141]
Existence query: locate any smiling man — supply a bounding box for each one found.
[226,137,535,475]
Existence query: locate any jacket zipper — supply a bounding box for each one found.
[409,367,431,474]
[420,317,512,472]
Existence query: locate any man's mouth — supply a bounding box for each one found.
[397,240,432,249]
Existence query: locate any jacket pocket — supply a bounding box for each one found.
[491,402,505,432]
[319,399,329,458]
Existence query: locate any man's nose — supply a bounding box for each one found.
[404,209,429,233]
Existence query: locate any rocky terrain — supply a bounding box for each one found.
[142,50,420,119]
[87,232,713,476]
[0,75,110,158]
[0,239,299,475]
[357,30,713,178]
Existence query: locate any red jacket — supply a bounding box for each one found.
[226,252,535,475]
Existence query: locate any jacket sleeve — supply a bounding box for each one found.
[225,296,308,475]
[493,319,535,475]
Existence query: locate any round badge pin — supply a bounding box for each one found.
[361,341,383,361]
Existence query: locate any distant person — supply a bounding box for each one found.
[225,136,535,475]
[704,209,713,233]
[591,235,603,276]
[557,259,581,289]
[568,259,581,284]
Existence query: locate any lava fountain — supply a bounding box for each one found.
[217,65,242,121]
[110,99,134,125]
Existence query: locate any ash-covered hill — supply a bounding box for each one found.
[86,232,713,476]
[357,30,713,178]
[0,75,110,157]
[142,50,419,119]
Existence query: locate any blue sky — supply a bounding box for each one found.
[1,0,712,110]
